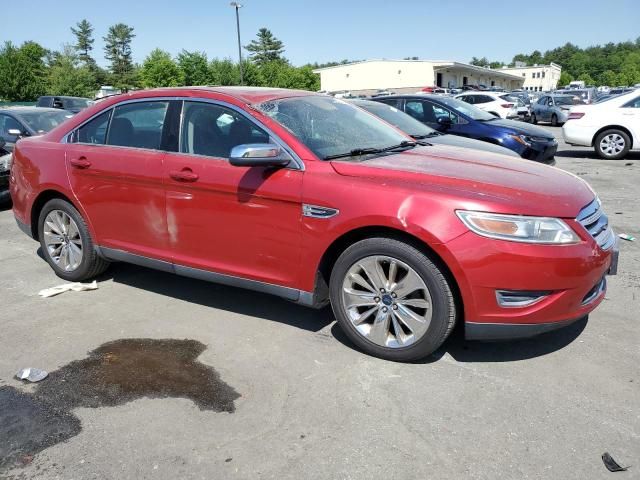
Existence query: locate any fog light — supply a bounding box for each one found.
[496,290,550,308]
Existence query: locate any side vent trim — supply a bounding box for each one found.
[302,204,339,219]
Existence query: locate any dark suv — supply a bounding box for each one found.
[37,96,93,114]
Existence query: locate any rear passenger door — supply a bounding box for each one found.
[65,100,176,260]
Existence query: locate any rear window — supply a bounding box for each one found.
[107,101,169,150]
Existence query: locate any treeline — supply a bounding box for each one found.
[0,21,320,102]
[470,38,640,87]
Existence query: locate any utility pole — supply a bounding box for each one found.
[230,2,244,85]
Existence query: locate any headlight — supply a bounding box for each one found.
[456,210,580,244]
[508,134,531,147]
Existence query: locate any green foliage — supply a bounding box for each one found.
[71,19,95,65]
[47,45,98,97]
[103,23,136,89]
[0,41,48,101]
[510,38,640,86]
[245,28,285,65]
[177,50,210,86]
[558,71,573,87]
[140,49,184,88]
[209,58,241,85]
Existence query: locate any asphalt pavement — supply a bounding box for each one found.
[0,125,638,479]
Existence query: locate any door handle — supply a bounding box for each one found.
[70,157,91,169]
[169,168,199,182]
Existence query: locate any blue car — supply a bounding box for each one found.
[372,95,558,164]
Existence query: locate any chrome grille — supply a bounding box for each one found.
[577,198,615,250]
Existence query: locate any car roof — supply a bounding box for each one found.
[0,106,65,114]
[113,86,320,105]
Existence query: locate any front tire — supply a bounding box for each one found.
[595,129,630,160]
[551,114,559,127]
[531,113,537,124]
[329,238,456,362]
[38,198,109,281]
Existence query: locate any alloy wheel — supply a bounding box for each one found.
[600,134,626,157]
[43,210,83,272]
[341,255,432,348]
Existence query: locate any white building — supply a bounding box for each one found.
[499,63,562,92]
[313,60,524,96]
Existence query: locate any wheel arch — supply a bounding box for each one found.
[315,225,464,318]
[30,189,79,241]
[592,125,634,148]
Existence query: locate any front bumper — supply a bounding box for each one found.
[436,230,616,341]
[523,139,557,164]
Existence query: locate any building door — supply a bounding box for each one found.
[436,73,443,87]
[463,76,468,86]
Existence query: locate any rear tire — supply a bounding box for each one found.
[37,198,110,281]
[594,129,631,160]
[329,238,456,362]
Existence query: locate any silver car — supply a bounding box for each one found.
[531,94,584,126]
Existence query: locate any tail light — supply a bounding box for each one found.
[568,112,585,120]
[501,103,514,108]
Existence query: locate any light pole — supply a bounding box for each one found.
[230,2,244,85]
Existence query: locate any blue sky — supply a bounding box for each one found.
[2,0,639,66]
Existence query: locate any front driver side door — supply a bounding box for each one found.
[163,100,303,289]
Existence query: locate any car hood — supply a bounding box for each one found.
[330,145,594,218]
[483,118,554,138]
[429,134,520,157]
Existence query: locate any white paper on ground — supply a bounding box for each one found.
[15,367,49,382]
[38,280,98,298]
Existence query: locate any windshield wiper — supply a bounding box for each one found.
[323,141,417,160]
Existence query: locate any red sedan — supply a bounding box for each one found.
[10,87,618,361]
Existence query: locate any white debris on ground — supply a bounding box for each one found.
[38,280,98,298]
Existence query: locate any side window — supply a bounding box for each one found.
[423,101,459,124]
[537,97,547,105]
[76,110,112,145]
[181,102,269,158]
[107,101,169,150]
[476,95,493,104]
[405,101,425,121]
[0,114,24,142]
[623,96,640,108]
[376,99,402,108]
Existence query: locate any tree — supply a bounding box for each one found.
[577,72,595,86]
[140,49,183,88]
[209,58,241,85]
[71,19,95,65]
[48,45,98,97]
[245,28,285,65]
[0,41,48,101]
[177,50,210,86]
[558,71,573,87]
[103,23,136,89]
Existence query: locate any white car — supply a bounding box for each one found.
[454,91,519,119]
[563,90,640,159]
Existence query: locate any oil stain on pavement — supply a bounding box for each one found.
[0,339,239,472]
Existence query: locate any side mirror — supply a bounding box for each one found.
[229,143,291,168]
[437,117,453,128]
[8,128,25,138]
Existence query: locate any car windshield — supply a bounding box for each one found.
[65,98,93,110]
[355,102,436,137]
[437,96,496,121]
[17,110,73,134]
[257,95,410,159]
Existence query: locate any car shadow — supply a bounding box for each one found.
[33,251,588,360]
[103,262,334,333]
[331,315,588,364]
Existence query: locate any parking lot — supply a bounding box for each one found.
[0,124,638,479]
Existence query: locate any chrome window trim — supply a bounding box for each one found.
[62,96,305,171]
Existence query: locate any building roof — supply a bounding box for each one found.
[312,59,523,80]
